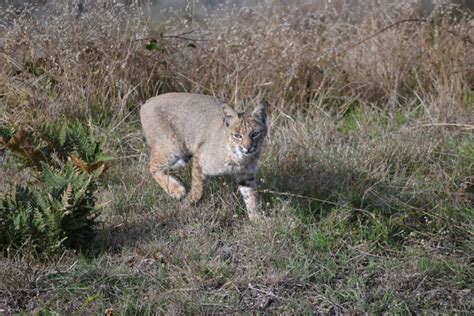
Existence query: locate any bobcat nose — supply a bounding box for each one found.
[239,146,254,155]
[239,146,248,154]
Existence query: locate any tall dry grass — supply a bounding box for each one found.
[1,1,165,124]
[161,1,472,114]
[0,0,473,313]
[1,1,471,122]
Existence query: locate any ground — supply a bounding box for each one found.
[0,1,473,314]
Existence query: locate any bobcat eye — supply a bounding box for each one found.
[232,133,242,139]
[250,131,261,139]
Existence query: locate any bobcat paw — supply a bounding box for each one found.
[169,185,186,200]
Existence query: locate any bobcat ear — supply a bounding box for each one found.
[222,104,237,127]
[252,98,269,125]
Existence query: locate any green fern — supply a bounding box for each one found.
[1,121,111,172]
[0,160,100,257]
[0,121,109,259]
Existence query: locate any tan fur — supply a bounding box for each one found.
[140,92,269,220]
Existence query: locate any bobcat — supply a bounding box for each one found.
[140,93,269,220]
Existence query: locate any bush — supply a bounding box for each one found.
[0,121,110,259]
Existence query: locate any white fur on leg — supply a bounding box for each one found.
[239,186,260,220]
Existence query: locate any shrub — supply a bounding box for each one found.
[0,121,110,259]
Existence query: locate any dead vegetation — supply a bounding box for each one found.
[0,0,473,314]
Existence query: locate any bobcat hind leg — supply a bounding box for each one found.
[149,150,187,199]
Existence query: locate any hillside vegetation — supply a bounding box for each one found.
[0,1,473,313]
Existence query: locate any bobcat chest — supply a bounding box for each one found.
[199,154,258,177]
[224,158,259,176]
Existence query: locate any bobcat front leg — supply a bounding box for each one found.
[237,174,261,221]
[188,157,207,204]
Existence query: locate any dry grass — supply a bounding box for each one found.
[0,0,473,314]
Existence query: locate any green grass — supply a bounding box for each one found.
[1,1,473,314]
[2,106,472,313]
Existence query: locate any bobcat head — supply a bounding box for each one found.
[223,99,269,159]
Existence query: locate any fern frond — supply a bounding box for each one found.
[1,120,108,259]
